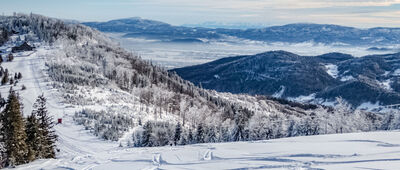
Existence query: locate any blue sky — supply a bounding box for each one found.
[1,0,400,28]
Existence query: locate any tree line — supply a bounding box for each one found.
[0,91,57,168]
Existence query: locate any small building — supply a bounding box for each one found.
[12,42,34,53]
[58,118,62,124]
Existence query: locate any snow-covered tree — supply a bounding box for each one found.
[31,94,57,158]
[2,90,28,166]
[195,123,205,143]
[174,122,182,145]
[25,114,40,162]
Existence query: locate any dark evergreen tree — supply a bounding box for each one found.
[31,94,57,158]
[141,121,153,147]
[196,123,205,143]
[2,90,29,166]
[178,130,187,145]
[187,128,194,144]
[219,126,230,142]
[7,54,13,62]
[25,114,41,161]
[0,97,5,168]
[1,69,8,85]
[232,108,251,141]
[206,126,217,143]
[0,67,3,77]
[0,93,5,108]
[174,122,182,145]
[17,73,22,80]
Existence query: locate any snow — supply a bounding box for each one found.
[0,43,51,115]
[393,69,400,76]
[272,86,285,98]
[15,130,400,169]
[383,71,390,76]
[357,102,382,112]
[8,42,400,170]
[377,79,393,91]
[2,20,399,170]
[340,75,355,82]
[325,64,339,79]
[288,93,316,103]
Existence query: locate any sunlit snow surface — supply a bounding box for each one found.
[325,64,339,79]
[4,44,398,170]
[108,33,399,69]
[0,33,396,170]
[17,130,400,170]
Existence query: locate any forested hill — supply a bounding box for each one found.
[0,14,394,156]
[172,51,400,107]
[84,18,400,46]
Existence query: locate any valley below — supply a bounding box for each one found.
[108,33,399,69]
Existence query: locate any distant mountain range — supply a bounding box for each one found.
[83,17,400,46]
[172,51,400,107]
[182,21,270,29]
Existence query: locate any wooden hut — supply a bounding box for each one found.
[12,42,34,53]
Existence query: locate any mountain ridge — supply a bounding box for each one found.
[172,51,400,107]
[83,18,400,46]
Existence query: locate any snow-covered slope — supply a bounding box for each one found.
[13,131,400,169]
[173,51,400,108]
[0,14,398,170]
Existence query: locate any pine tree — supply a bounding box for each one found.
[178,130,187,145]
[141,121,153,147]
[206,126,217,143]
[9,78,14,85]
[232,109,249,141]
[25,114,41,162]
[2,90,29,166]
[0,93,5,108]
[1,69,8,85]
[31,94,57,158]
[187,128,194,144]
[174,122,182,145]
[196,123,205,143]
[7,54,13,62]
[0,99,6,168]
[17,73,22,80]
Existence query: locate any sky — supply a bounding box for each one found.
[1,0,400,28]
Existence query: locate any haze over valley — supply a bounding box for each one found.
[86,18,400,68]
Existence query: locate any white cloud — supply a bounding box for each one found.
[130,0,400,10]
[83,0,400,27]
[2,0,400,27]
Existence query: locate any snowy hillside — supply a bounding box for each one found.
[173,51,400,108]
[0,14,399,169]
[14,131,400,169]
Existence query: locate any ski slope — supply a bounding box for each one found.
[1,44,399,170]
